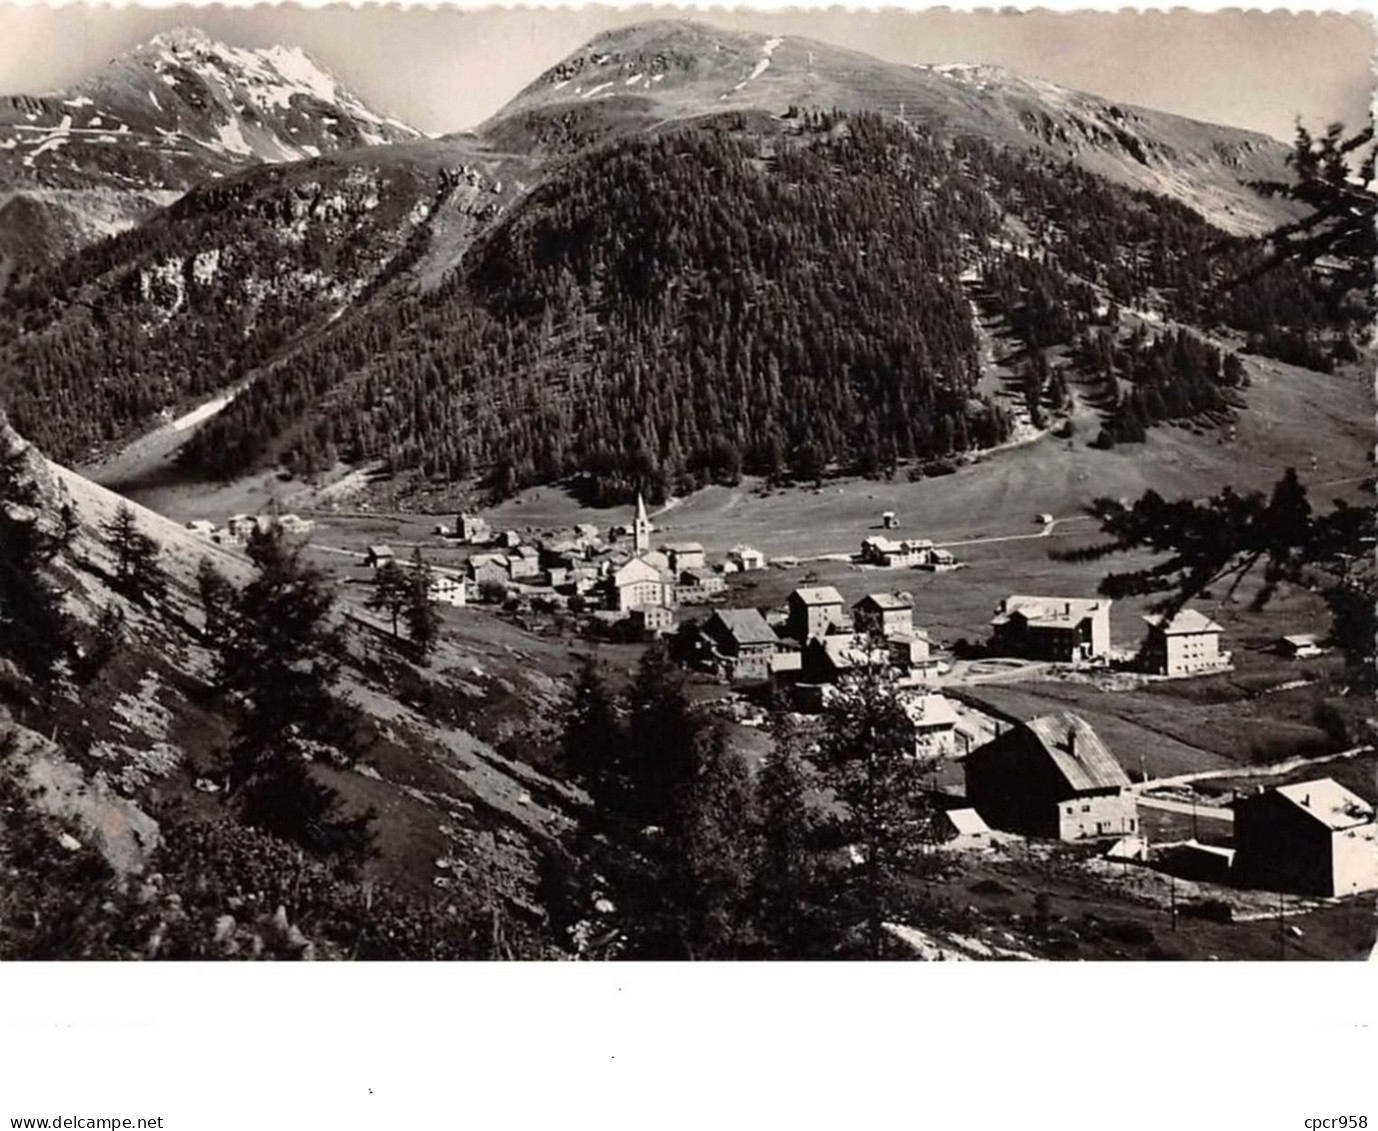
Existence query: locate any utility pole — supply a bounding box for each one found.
[1278,889,1286,960]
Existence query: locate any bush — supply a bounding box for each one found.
[1,784,549,960]
[1102,919,1156,946]
[1181,899,1233,924]
[478,580,507,604]
[969,878,1014,897]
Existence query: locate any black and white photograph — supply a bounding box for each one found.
[2,1,1375,1123]
[0,1,1373,970]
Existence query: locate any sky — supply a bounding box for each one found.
[0,4,1373,142]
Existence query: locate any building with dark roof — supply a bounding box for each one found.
[699,608,779,683]
[963,711,1137,840]
[800,633,891,683]
[853,593,914,639]
[1232,778,1377,897]
[991,595,1112,663]
[1278,633,1325,659]
[677,566,725,603]
[663,542,706,572]
[364,544,395,568]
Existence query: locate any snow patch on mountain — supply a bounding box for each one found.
[732,34,785,93]
[213,115,254,157]
[20,114,72,168]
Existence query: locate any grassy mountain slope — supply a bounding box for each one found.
[173,109,1316,506]
[0,19,1337,513]
[483,20,1296,236]
[0,408,582,957]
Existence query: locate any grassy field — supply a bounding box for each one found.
[92,338,1368,665]
[959,651,1348,782]
[101,342,1370,566]
[909,846,1376,960]
[476,352,1371,555]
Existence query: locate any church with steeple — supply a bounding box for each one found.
[634,492,652,554]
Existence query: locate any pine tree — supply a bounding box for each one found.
[102,502,167,606]
[666,729,756,958]
[215,525,373,862]
[812,637,938,958]
[561,658,627,825]
[367,559,410,637]
[754,712,822,957]
[196,557,238,652]
[404,548,441,660]
[1061,468,1375,691]
[0,440,76,687]
[1248,124,1376,314]
[73,603,125,684]
[624,643,701,830]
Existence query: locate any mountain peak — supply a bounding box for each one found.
[484,17,1292,236]
[118,28,377,122]
[145,26,215,52]
[0,26,423,273]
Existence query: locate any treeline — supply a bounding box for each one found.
[1073,325,1240,446]
[2,108,1355,496]
[957,139,1356,368]
[198,110,1318,502]
[187,114,1014,502]
[0,160,439,463]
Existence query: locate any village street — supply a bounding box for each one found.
[1136,744,1373,793]
[1125,744,1376,827]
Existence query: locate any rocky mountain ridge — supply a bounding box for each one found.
[0,27,420,279]
[483,20,1295,236]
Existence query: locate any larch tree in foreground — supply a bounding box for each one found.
[812,636,939,958]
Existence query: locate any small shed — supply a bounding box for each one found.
[937,808,990,843]
[1279,634,1324,659]
[1168,840,1237,884]
[1104,835,1149,863]
[365,544,395,568]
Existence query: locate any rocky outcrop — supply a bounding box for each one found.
[1,719,161,878]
